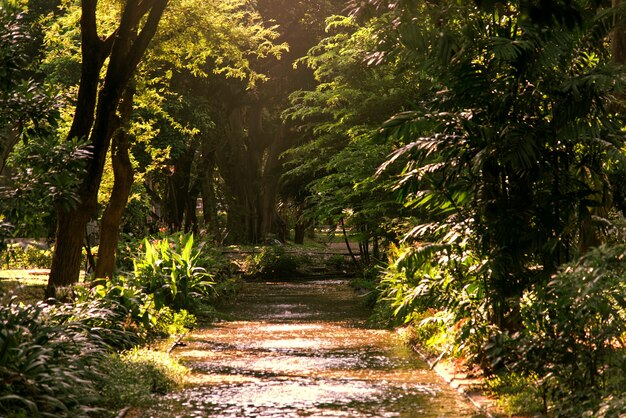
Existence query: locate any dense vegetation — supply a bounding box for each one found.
[1,0,626,416]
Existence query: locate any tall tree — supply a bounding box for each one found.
[283,14,415,256]
[210,0,343,244]
[46,0,168,297]
[357,0,626,329]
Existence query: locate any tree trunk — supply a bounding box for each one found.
[294,202,306,244]
[0,125,21,176]
[260,124,289,240]
[199,147,220,239]
[341,218,360,270]
[372,236,380,261]
[613,0,626,65]
[184,180,199,233]
[46,95,120,296]
[215,97,292,244]
[165,145,196,231]
[217,106,259,243]
[46,209,91,297]
[47,0,168,297]
[94,86,135,279]
[294,223,306,244]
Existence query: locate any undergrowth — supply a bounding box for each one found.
[0,232,238,416]
[97,348,188,410]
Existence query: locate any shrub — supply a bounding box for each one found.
[74,275,198,343]
[0,296,190,417]
[1,244,52,269]
[132,233,215,311]
[96,348,187,409]
[485,373,543,416]
[0,299,105,417]
[245,246,300,278]
[513,244,626,416]
[378,242,492,363]
[157,307,197,336]
[72,280,154,348]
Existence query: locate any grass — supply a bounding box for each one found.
[0,269,48,304]
[484,373,544,416]
[97,347,189,411]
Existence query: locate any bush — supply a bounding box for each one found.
[96,348,187,409]
[0,295,190,417]
[377,242,491,363]
[245,246,300,278]
[485,373,543,416]
[73,279,157,348]
[157,306,197,335]
[75,275,197,343]
[513,244,626,416]
[1,244,52,269]
[0,299,106,417]
[132,233,215,311]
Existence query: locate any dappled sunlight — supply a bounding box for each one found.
[151,279,482,417]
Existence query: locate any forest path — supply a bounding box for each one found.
[150,278,486,417]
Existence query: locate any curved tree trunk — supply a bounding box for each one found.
[94,86,135,279]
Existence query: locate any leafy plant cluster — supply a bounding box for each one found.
[379,239,491,364]
[0,231,240,416]
[511,244,626,416]
[244,246,302,279]
[126,232,239,307]
[78,232,234,338]
[2,135,92,239]
[131,232,216,311]
[1,244,52,269]
[0,296,186,417]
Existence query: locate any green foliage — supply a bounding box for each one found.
[117,231,239,308]
[376,0,626,314]
[283,14,410,257]
[512,244,626,416]
[245,246,301,278]
[132,232,215,311]
[0,2,57,133]
[485,373,544,416]
[0,298,109,416]
[343,1,626,389]
[3,136,91,237]
[150,0,288,85]
[74,276,159,345]
[157,306,197,336]
[379,241,492,363]
[0,2,63,240]
[1,244,52,269]
[0,296,189,417]
[96,348,187,409]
